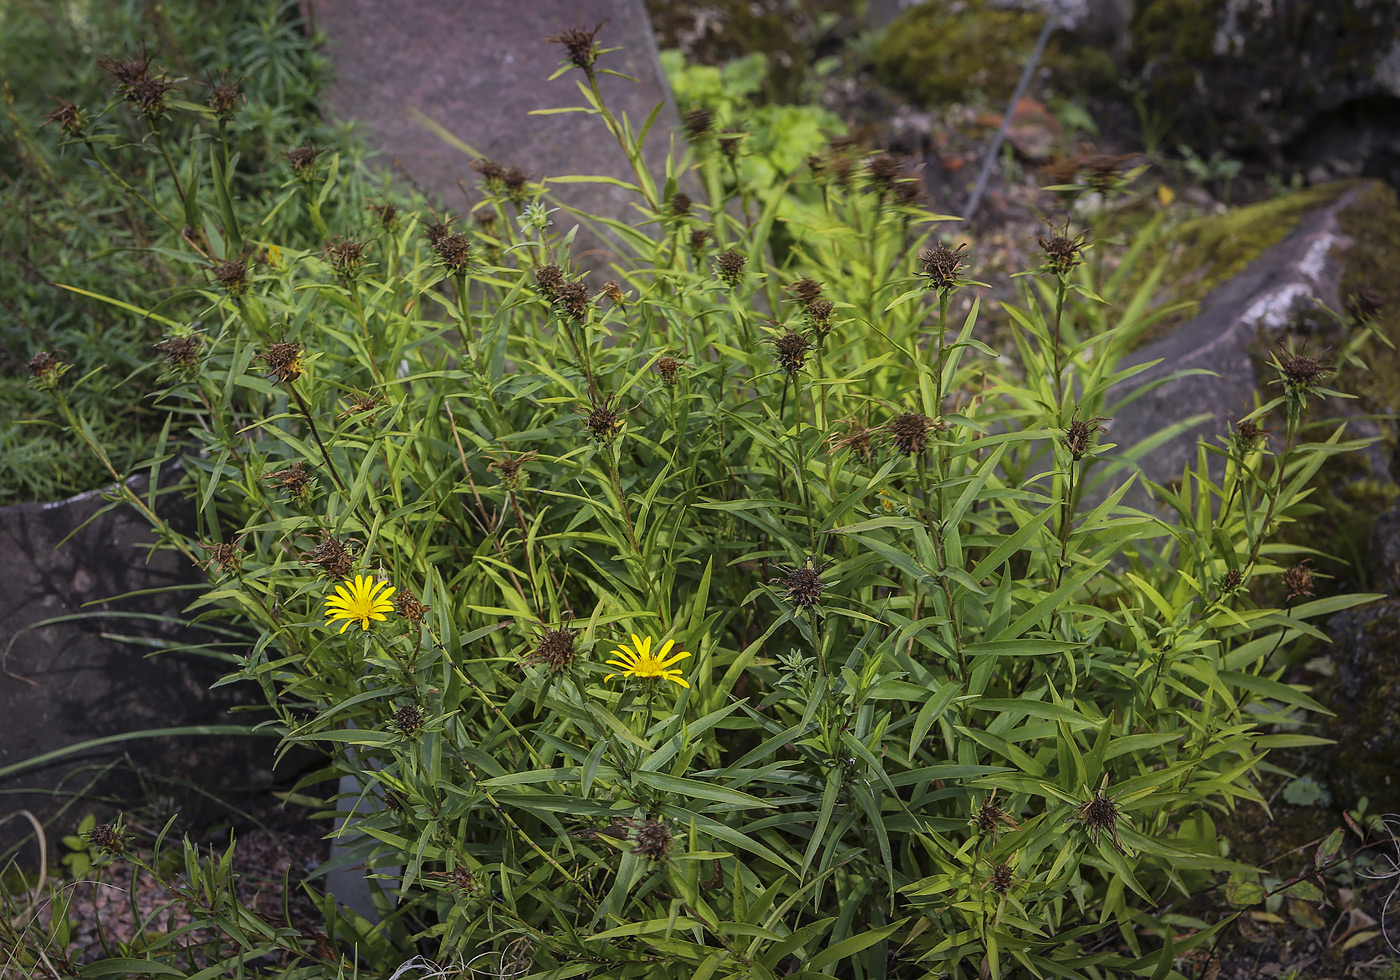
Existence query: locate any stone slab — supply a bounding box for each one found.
[308,0,679,271]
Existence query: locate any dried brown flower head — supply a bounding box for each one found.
[777,561,824,609]
[285,144,326,180]
[200,541,242,575]
[1063,412,1108,461]
[1283,561,1314,604]
[475,210,498,235]
[301,533,355,579]
[369,202,400,231]
[972,793,1019,841]
[806,299,835,337]
[719,134,744,159]
[124,71,178,120]
[1220,568,1244,593]
[988,863,1015,895]
[830,154,855,188]
[582,396,624,442]
[1083,153,1133,191]
[395,703,424,737]
[669,192,692,218]
[207,74,245,122]
[547,20,608,74]
[325,238,369,280]
[473,158,505,183]
[534,264,565,301]
[27,350,69,389]
[338,391,383,422]
[424,217,453,246]
[689,228,710,254]
[432,232,472,274]
[716,247,746,288]
[918,242,969,292]
[599,280,626,305]
[84,822,128,856]
[394,588,429,625]
[489,451,538,491]
[1076,791,1123,850]
[383,791,404,812]
[1037,222,1090,275]
[210,258,249,295]
[656,355,683,386]
[266,461,314,502]
[865,152,909,195]
[772,328,811,375]
[888,411,935,457]
[98,50,153,89]
[500,166,530,205]
[787,277,824,308]
[831,418,876,465]
[260,341,304,384]
[41,99,84,136]
[632,818,672,860]
[1274,341,1331,390]
[684,106,714,140]
[555,280,591,321]
[154,332,204,369]
[526,626,579,674]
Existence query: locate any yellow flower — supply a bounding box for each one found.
[324,574,396,633]
[604,634,691,689]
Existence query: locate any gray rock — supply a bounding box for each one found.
[1324,596,1400,812]
[0,477,267,862]
[310,0,679,272]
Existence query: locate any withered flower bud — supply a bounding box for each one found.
[301,533,355,579]
[383,791,404,812]
[988,863,1015,895]
[98,51,152,89]
[27,350,69,390]
[1283,561,1314,604]
[501,166,530,205]
[1347,288,1383,324]
[719,134,744,160]
[424,217,453,246]
[199,541,242,575]
[777,561,824,609]
[1220,568,1244,593]
[1063,412,1108,461]
[154,331,205,370]
[85,822,128,856]
[772,328,811,375]
[972,794,1019,841]
[830,155,855,188]
[892,178,921,207]
[599,280,626,305]
[210,257,249,295]
[432,232,472,274]
[369,202,400,231]
[831,418,875,465]
[475,210,499,235]
[489,451,538,491]
[266,461,314,502]
[285,144,326,181]
[207,74,244,122]
[1084,153,1132,191]
[670,192,692,218]
[689,228,710,254]
[526,626,578,674]
[338,391,382,423]
[325,238,369,280]
[888,411,934,457]
[555,280,591,321]
[394,703,424,737]
[807,299,835,337]
[656,355,683,386]
[787,277,823,308]
[1037,222,1090,276]
[1275,341,1331,391]
[865,152,903,191]
[41,100,85,136]
[534,264,565,301]
[260,341,304,384]
[632,818,672,860]
[582,396,624,442]
[918,242,969,292]
[684,106,714,140]
[1076,791,1123,851]
[394,588,429,625]
[716,247,746,288]
[547,20,608,75]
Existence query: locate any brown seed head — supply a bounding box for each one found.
[656,355,683,386]
[41,100,85,136]
[1076,791,1123,850]
[126,73,177,119]
[526,626,579,674]
[632,818,672,860]
[1275,341,1331,390]
[338,391,383,423]
[84,822,128,856]
[716,247,746,288]
[972,795,1019,840]
[424,217,453,246]
[432,232,472,274]
[888,411,935,457]
[325,238,369,280]
[583,397,624,442]
[369,202,400,231]
[395,703,424,737]
[207,74,245,122]
[555,280,591,320]
[489,451,538,491]
[534,264,565,301]
[684,106,714,140]
[27,350,68,389]
[918,242,969,292]
[383,791,404,812]
[772,328,811,375]
[831,418,876,465]
[1063,413,1108,461]
[1037,222,1090,275]
[210,258,249,295]
[787,277,824,309]
[1283,561,1314,604]
[670,192,692,218]
[1347,288,1384,324]
[285,144,325,180]
[806,299,835,337]
[778,563,824,609]
[988,863,1015,895]
[865,152,904,191]
[599,280,626,305]
[689,228,710,254]
[301,533,355,579]
[98,51,152,89]
[154,332,204,369]
[200,541,242,575]
[475,210,498,235]
[260,341,304,384]
[472,158,505,183]
[394,588,430,625]
[266,461,314,502]
[719,134,744,159]
[501,166,530,205]
[1221,568,1244,593]
[547,20,608,73]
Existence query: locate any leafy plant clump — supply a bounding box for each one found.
[10,22,1385,980]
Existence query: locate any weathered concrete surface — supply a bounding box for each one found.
[0,478,267,862]
[1104,182,1372,502]
[309,0,679,270]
